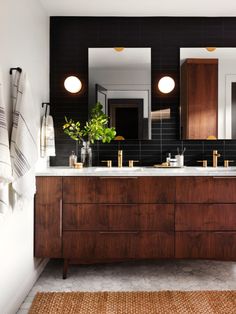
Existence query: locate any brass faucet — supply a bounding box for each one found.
[118,150,123,168]
[213,150,221,167]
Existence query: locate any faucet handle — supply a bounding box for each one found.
[128,160,139,168]
[213,150,221,157]
[224,160,234,168]
[197,160,208,167]
[101,160,112,168]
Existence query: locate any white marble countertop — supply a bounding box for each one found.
[36,166,236,177]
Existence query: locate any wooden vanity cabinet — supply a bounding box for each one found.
[181,58,218,139]
[62,176,175,265]
[175,176,236,260]
[35,175,236,278]
[34,177,62,258]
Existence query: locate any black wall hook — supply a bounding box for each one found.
[9,67,22,75]
[42,102,51,117]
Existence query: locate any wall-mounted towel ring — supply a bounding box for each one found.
[9,67,22,75]
[42,102,51,118]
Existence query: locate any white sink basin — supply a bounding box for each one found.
[93,167,144,172]
[194,167,236,171]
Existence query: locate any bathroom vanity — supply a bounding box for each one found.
[35,167,236,278]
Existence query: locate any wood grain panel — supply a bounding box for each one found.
[176,204,236,231]
[138,177,175,203]
[63,177,96,203]
[176,177,211,203]
[181,59,218,139]
[211,177,236,203]
[63,204,174,231]
[35,177,62,257]
[175,232,236,260]
[96,177,139,203]
[63,231,174,260]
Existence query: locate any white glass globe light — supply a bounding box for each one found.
[64,76,82,93]
[158,76,175,94]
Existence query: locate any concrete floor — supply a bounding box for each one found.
[17,259,236,313]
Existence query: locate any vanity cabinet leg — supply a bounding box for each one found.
[63,259,69,279]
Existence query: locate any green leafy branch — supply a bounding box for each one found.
[62,102,116,144]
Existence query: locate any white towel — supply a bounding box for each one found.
[40,111,56,157]
[10,71,38,199]
[0,70,13,213]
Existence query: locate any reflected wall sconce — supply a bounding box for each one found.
[206,47,216,52]
[157,76,175,94]
[114,47,125,52]
[64,76,82,93]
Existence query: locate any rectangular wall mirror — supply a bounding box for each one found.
[88,48,151,140]
[180,47,236,140]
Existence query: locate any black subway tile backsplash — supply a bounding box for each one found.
[50,17,236,167]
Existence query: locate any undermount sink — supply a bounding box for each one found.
[93,167,144,172]
[194,167,236,171]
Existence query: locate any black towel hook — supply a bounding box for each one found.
[9,67,22,75]
[42,102,50,118]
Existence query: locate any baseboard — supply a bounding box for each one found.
[5,258,49,314]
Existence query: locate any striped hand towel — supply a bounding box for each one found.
[40,110,56,158]
[0,70,13,213]
[10,71,38,199]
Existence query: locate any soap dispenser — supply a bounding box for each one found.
[166,153,171,166]
[69,151,77,168]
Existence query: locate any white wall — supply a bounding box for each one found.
[0,0,49,313]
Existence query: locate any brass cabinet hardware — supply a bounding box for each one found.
[213,176,236,179]
[98,176,138,179]
[224,160,234,167]
[99,231,139,235]
[213,150,221,167]
[101,160,112,167]
[128,160,139,168]
[197,160,208,167]
[59,199,62,238]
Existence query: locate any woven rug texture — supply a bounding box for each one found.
[28,291,236,314]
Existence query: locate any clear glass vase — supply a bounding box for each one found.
[81,141,92,167]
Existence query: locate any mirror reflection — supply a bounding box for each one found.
[88,48,151,140]
[180,48,236,140]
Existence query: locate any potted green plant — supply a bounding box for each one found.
[63,102,116,167]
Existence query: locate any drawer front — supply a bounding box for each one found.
[63,204,174,231]
[176,204,236,231]
[63,177,96,203]
[63,231,174,259]
[211,177,236,203]
[138,177,175,203]
[176,177,211,203]
[63,177,175,204]
[175,232,236,260]
[96,177,139,203]
[176,177,236,204]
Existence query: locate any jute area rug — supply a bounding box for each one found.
[29,291,236,314]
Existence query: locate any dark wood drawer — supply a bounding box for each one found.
[138,177,175,203]
[176,177,211,203]
[63,177,96,203]
[176,176,236,203]
[63,231,174,260]
[63,204,174,231]
[211,177,236,203]
[175,232,236,260]
[95,177,139,203]
[63,177,175,204]
[176,204,236,231]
